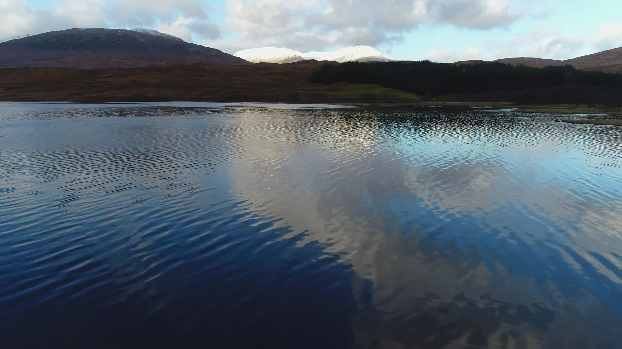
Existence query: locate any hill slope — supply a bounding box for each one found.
[495,47,622,73]
[0,28,248,69]
[565,47,622,73]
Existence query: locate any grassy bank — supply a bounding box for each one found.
[0,63,418,103]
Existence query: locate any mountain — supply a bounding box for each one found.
[301,46,393,63]
[494,47,622,73]
[565,47,622,73]
[234,46,393,63]
[0,28,248,69]
[233,47,305,64]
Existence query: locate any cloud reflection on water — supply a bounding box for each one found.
[225,108,622,347]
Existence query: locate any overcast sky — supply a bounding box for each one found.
[2,0,622,62]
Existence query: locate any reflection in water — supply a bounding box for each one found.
[0,103,621,348]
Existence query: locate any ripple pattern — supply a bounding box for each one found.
[0,103,621,348]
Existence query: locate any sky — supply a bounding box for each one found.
[2,0,622,62]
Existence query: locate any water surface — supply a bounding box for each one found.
[1,102,621,348]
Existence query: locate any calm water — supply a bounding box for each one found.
[1,102,622,349]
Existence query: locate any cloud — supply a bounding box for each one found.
[486,28,587,60]
[0,0,60,38]
[54,0,107,28]
[429,0,519,29]
[106,0,208,28]
[1,0,523,53]
[213,0,521,53]
[157,17,221,42]
[424,21,622,63]
[0,0,220,42]
[593,22,622,51]
[424,48,483,62]
[486,23,622,61]
[524,34,586,59]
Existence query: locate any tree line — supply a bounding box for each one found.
[309,61,622,105]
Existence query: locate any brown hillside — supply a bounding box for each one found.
[565,47,622,73]
[494,48,622,73]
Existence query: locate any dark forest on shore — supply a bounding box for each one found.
[2,60,622,109]
[310,61,622,106]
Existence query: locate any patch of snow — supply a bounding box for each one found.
[234,46,393,64]
[131,28,184,41]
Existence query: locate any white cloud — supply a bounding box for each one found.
[425,21,622,63]
[212,0,521,53]
[483,28,587,60]
[106,0,208,28]
[157,17,195,42]
[524,34,586,59]
[0,0,54,38]
[424,48,483,62]
[0,0,220,42]
[54,0,107,28]
[157,16,220,42]
[487,23,622,61]
[593,22,622,51]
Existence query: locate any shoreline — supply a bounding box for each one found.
[2,99,621,118]
[0,63,620,117]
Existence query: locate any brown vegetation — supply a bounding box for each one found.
[0,62,417,103]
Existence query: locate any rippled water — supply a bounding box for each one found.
[1,102,621,348]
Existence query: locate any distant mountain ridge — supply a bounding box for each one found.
[1,27,621,74]
[0,28,248,69]
[494,47,622,73]
[234,46,393,63]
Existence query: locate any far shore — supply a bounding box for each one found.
[0,63,621,118]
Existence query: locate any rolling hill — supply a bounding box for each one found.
[495,47,622,73]
[0,28,249,69]
[566,47,622,73]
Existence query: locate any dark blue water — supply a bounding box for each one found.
[1,102,622,348]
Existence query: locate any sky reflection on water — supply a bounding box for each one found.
[0,103,621,348]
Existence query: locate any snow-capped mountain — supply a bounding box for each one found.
[303,46,393,63]
[234,47,305,64]
[234,46,393,63]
